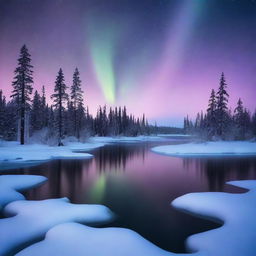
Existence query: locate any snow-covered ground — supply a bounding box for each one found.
[0,141,96,170]
[88,135,164,143]
[0,136,165,170]
[152,141,256,156]
[172,180,256,256]
[0,197,113,256]
[15,180,256,256]
[0,141,94,162]
[157,134,191,137]
[16,223,175,256]
[1,173,256,256]
[0,175,47,210]
[18,181,256,256]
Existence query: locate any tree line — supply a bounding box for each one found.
[0,45,153,145]
[184,73,256,140]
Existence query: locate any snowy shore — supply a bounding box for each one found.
[0,141,94,168]
[0,175,47,210]
[8,178,256,256]
[0,136,166,170]
[152,141,256,156]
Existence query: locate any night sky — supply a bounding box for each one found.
[0,0,255,126]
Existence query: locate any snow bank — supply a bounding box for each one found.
[17,223,179,256]
[152,141,256,156]
[0,142,93,170]
[0,136,164,170]
[172,180,256,256]
[157,134,191,137]
[65,141,106,152]
[0,175,47,211]
[17,180,256,256]
[88,135,164,144]
[0,198,113,256]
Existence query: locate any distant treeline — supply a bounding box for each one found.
[184,73,256,140]
[0,45,159,145]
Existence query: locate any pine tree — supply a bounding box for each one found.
[252,111,256,136]
[234,98,244,122]
[5,100,19,140]
[30,90,43,132]
[71,68,84,138]
[234,98,244,139]
[242,108,251,139]
[41,86,48,127]
[122,106,128,134]
[206,89,217,138]
[216,72,229,137]
[11,45,33,144]
[0,90,6,139]
[51,68,68,146]
[207,89,217,115]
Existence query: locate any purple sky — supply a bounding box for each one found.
[0,0,256,127]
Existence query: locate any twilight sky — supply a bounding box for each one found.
[0,0,255,127]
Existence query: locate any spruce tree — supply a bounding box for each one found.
[216,72,229,137]
[252,111,256,136]
[11,45,33,144]
[41,86,48,127]
[51,68,68,146]
[0,90,6,139]
[71,68,84,138]
[31,90,42,132]
[206,89,217,138]
[234,98,244,139]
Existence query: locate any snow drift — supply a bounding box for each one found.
[152,141,256,156]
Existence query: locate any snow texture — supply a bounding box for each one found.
[88,135,164,144]
[16,223,178,256]
[0,141,93,170]
[0,198,113,256]
[0,175,47,211]
[65,141,106,152]
[16,180,256,256]
[172,180,256,256]
[0,136,163,170]
[152,141,256,156]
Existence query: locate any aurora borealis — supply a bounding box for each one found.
[0,0,256,126]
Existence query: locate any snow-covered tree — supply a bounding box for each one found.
[11,45,33,144]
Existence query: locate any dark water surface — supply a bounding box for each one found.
[3,137,256,253]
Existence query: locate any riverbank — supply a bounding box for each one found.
[152,141,256,157]
[0,136,168,170]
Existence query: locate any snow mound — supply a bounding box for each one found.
[172,180,256,256]
[16,223,179,256]
[0,142,93,170]
[16,180,256,256]
[0,198,113,256]
[152,141,256,156]
[0,175,47,210]
[88,135,163,144]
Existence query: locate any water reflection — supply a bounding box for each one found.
[183,157,256,191]
[95,143,147,172]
